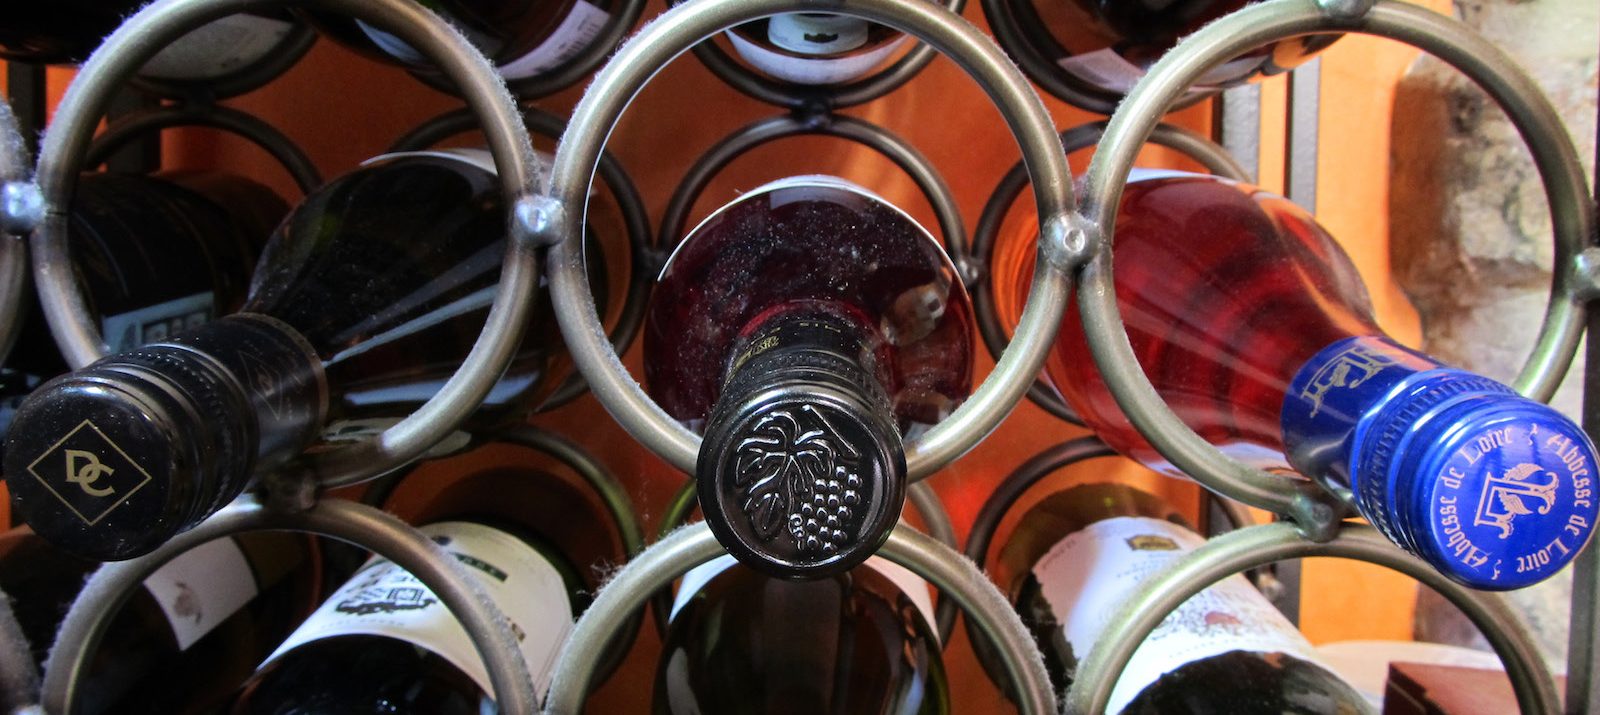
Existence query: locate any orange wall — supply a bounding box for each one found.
[4,0,1462,709]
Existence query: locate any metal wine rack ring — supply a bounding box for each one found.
[547,0,1075,481]
[128,14,318,101]
[29,0,545,489]
[0,99,41,366]
[1064,521,1561,714]
[676,0,965,110]
[389,105,654,412]
[656,111,966,273]
[973,121,1249,426]
[1074,0,1593,520]
[0,586,41,714]
[544,520,1056,714]
[40,497,539,714]
[84,102,323,194]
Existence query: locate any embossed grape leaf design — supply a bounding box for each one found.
[732,409,838,543]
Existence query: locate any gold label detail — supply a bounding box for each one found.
[1299,342,1398,417]
[26,419,154,526]
[1125,534,1180,551]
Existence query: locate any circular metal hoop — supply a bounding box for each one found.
[41,498,538,714]
[0,99,40,366]
[409,0,649,101]
[1064,521,1561,714]
[1075,0,1593,517]
[128,13,319,101]
[0,588,41,714]
[544,521,1056,714]
[677,0,966,110]
[85,103,323,194]
[656,111,967,271]
[388,105,654,412]
[547,0,1076,482]
[972,121,1249,425]
[30,0,542,489]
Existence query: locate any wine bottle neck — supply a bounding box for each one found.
[697,305,905,580]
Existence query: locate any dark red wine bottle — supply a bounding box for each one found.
[228,460,601,713]
[301,0,615,84]
[990,482,1371,713]
[997,170,1599,590]
[0,5,301,81]
[654,552,948,714]
[0,524,319,715]
[4,150,604,561]
[644,175,973,579]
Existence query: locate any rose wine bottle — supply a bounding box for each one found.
[228,460,601,713]
[4,149,605,561]
[996,0,1334,100]
[0,4,301,82]
[644,175,973,579]
[989,482,1372,714]
[655,552,948,714]
[0,524,319,715]
[997,170,1599,590]
[302,0,614,84]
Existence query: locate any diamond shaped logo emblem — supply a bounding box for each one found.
[25,419,153,526]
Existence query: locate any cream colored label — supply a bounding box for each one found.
[1033,516,1326,713]
[144,537,258,650]
[727,30,906,85]
[140,14,294,80]
[261,522,573,698]
[673,553,938,640]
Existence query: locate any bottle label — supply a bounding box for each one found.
[101,291,215,353]
[768,14,870,55]
[259,522,573,698]
[321,418,472,459]
[139,14,295,81]
[672,553,939,639]
[496,1,611,79]
[1032,516,1327,713]
[1055,48,1265,94]
[727,27,907,85]
[142,536,259,650]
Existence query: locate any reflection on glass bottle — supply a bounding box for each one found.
[644,175,973,579]
[995,170,1599,590]
[990,482,1372,714]
[655,553,949,714]
[4,150,609,561]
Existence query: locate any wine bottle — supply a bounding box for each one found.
[999,0,1335,99]
[3,149,605,561]
[228,460,598,713]
[702,9,912,86]
[996,170,1599,590]
[0,524,319,715]
[302,0,613,84]
[990,482,1372,714]
[0,5,301,82]
[655,552,948,714]
[644,175,973,579]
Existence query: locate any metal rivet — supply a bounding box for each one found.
[1,181,43,235]
[515,195,567,247]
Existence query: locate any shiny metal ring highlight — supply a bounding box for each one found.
[41,498,538,714]
[29,0,541,489]
[0,98,38,366]
[547,0,1075,481]
[972,121,1249,425]
[389,105,654,412]
[129,12,318,100]
[1064,521,1560,714]
[655,111,966,272]
[1076,0,1592,517]
[678,0,965,110]
[544,521,1056,714]
[85,102,323,194]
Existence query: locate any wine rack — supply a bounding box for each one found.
[0,0,1592,711]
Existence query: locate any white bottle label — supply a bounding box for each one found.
[139,14,295,81]
[1056,47,1267,94]
[768,14,869,55]
[260,522,574,698]
[1032,516,1328,713]
[101,292,215,354]
[496,1,612,80]
[727,25,907,85]
[672,553,939,641]
[143,536,259,650]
